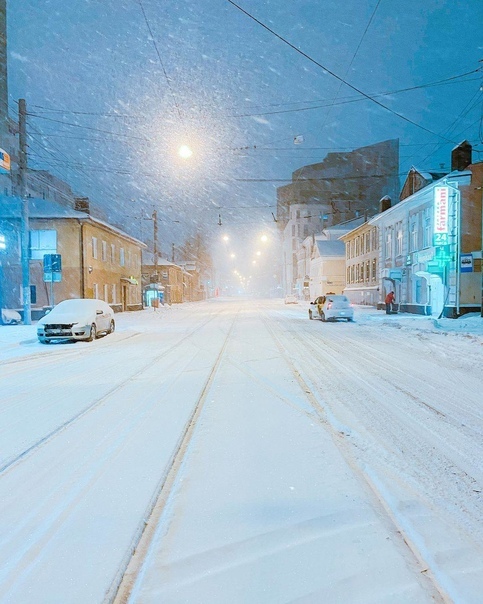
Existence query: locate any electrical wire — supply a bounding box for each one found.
[138,0,184,125]
[27,113,149,141]
[29,71,481,120]
[226,0,466,143]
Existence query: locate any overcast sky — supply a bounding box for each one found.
[7,0,483,252]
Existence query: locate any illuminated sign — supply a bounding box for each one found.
[434,186,449,235]
[0,148,10,173]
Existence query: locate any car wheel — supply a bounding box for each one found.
[108,319,115,334]
[321,312,326,322]
[347,317,353,322]
[87,323,97,341]
[308,310,313,320]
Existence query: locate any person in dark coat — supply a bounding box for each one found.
[385,291,395,314]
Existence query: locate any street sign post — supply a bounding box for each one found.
[43,254,62,306]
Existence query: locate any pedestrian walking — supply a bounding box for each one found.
[385,291,395,314]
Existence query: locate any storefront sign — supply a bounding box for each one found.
[434,186,449,235]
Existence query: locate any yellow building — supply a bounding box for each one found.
[0,196,145,316]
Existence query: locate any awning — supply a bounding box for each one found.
[121,277,138,285]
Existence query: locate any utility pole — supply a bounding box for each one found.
[152,209,158,275]
[171,242,175,263]
[18,98,31,325]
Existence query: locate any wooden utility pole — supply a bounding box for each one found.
[18,98,31,325]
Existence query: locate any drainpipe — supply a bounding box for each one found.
[79,220,85,297]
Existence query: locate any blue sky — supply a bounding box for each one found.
[7,0,483,249]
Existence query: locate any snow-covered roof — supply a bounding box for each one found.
[370,169,473,224]
[0,195,146,247]
[315,240,345,257]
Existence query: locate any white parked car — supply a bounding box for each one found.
[37,299,115,343]
[308,294,354,322]
[1,309,22,325]
[284,295,298,304]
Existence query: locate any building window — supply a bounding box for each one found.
[371,258,377,281]
[296,209,300,219]
[346,243,350,259]
[120,248,125,266]
[410,220,417,251]
[29,229,57,259]
[102,240,107,262]
[303,224,309,237]
[371,227,378,251]
[365,233,370,253]
[112,284,117,304]
[111,243,115,263]
[93,283,99,299]
[365,260,370,282]
[104,284,109,302]
[355,237,360,257]
[347,267,350,283]
[92,237,98,259]
[292,225,296,236]
[385,228,392,260]
[396,222,403,256]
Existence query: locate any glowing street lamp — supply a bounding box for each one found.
[261,235,268,243]
[178,144,193,159]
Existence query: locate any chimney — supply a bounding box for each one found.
[74,197,90,213]
[379,195,391,213]
[451,141,472,172]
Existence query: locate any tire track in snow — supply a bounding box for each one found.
[260,310,480,603]
[0,310,226,476]
[109,311,239,604]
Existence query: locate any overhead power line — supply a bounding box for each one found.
[226,0,477,143]
[29,71,481,121]
[27,113,149,141]
[138,0,184,125]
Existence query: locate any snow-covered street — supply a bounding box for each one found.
[1,299,483,603]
